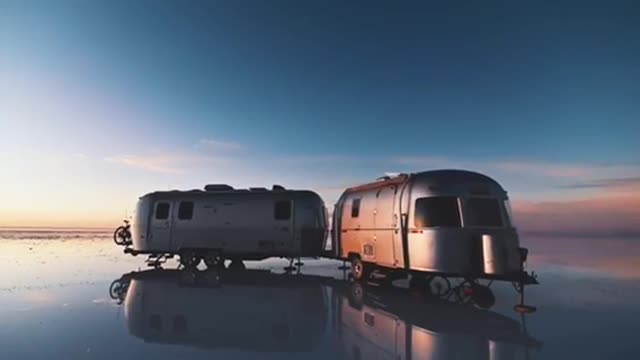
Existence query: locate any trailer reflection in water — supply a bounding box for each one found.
[116,269,327,352]
[110,269,540,359]
[333,284,541,360]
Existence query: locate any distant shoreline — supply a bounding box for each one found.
[0,226,636,239]
[0,226,113,232]
[520,231,640,239]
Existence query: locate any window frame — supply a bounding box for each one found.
[274,200,292,220]
[413,196,462,228]
[351,198,361,218]
[462,197,505,228]
[503,199,514,228]
[177,201,195,220]
[155,202,170,220]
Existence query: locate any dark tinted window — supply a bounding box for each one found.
[351,198,361,218]
[155,202,170,220]
[178,201,194,220]
[465,198,503,227]
[414,197,461,228]
[274,201,291,220]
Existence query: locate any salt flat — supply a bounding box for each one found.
[0,231,638,359]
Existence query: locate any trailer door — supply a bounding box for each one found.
[274,200,293,251]
[375,186,397,268]
[150,201,173,251]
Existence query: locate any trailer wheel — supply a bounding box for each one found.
[180,250,200,268]
[471,285,495,309]
[348,281,365,308]
[350,257,370,281]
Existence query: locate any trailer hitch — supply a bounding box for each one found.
[514,247,538,313]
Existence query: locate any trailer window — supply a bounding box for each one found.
[274,201,291,220]
[155,202,170,220]
[414,197,461,228]
[503,199,514,227]
[464,198,503,227]
[178,201,194,220]
[351,198,361,218]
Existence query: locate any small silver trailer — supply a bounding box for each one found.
[115,184,328,268]
[330,169,538,312]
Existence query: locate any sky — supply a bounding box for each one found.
[1,0,639,234]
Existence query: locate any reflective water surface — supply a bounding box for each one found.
[1,232,639,359]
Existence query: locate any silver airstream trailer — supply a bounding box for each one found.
[115,184,328,268]
[331,170,537,311]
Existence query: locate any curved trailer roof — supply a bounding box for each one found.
[343,169,507,196]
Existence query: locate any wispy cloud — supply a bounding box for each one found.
[560,176,640,190]
[106,139,244,174]
[390,155,463,168]
[274,154,360,165]
[492,161,594,178]
[197,139,245,151]
[105,153,230,174]
[105,154,186,174]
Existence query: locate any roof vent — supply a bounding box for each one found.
[249,187,268,191]
[272,185,285,191]
[204,184,234,191]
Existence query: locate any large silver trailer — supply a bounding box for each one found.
[330,170,537,311]
[115,184,328,268]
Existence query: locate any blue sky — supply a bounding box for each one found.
[1,1,639,231]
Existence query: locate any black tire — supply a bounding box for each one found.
[348,281,365,308]
[113,226,130,245]
[180,250,201,268]
[471,284,496,309]
[350,256,371,281]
